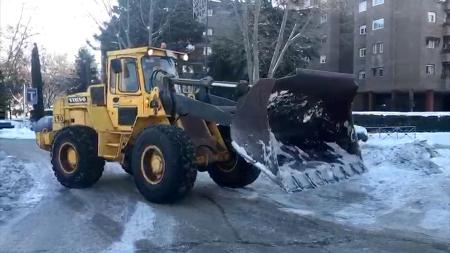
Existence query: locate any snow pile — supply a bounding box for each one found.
[0,152,34,217]
[234,130,366,192]
[0,120,35,139]
[261,132,450,240]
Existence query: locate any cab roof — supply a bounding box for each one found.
[106,46,186,60]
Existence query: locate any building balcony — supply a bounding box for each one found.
[444,23,450,35]
[442,50,450,62]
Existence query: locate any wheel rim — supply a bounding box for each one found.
[140,145,165,184]
[59,142,78,174]
[217,154,238,173]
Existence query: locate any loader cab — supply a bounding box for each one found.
[105,47,188,130]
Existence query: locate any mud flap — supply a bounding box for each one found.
[231,69,366,192]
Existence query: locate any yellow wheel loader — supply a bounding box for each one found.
[35,46,365,203]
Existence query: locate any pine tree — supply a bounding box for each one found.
[72,47,98,93]
[31,43,45,121]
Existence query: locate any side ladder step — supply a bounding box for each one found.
[103,155,116,160]
[106,143,120,148]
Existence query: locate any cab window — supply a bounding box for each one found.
[109,61,117,92]
[118,58,139,93]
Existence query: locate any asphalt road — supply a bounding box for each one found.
[0,139,448,253]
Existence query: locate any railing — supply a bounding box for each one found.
[365,126,417,139]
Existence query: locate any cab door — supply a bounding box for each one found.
[107,57,144,131]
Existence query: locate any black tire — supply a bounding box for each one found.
[131,125,197,203]
[121,147,133,175]
[208,155,260,188]
[208,126,260,188]
[51,126,105,188]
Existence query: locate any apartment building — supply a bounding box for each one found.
[190,0,240,76]
[309,0,355,74]
[353,0,450,111]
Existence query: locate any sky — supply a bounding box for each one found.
[0,0,115,61]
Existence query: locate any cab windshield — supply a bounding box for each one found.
[142,55,178,92]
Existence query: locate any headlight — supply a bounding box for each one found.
[147,49,154,56]
[182,54,189,61]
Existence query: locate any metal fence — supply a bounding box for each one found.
[365,126,417,139]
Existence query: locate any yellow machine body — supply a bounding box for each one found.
[36,47,229,167]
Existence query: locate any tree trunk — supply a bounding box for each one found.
[31,43,44,121]
[233,2,254,85]
[268,5,289,78]
[251,0,262,83]
[271,14,313,78]
[148,0,155,46]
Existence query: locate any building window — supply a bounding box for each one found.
[304,0,311,8]
[372,18,384,30]
[320,13,328,23]
[359,48,367,57]
[359,1,367,13]
[321,35,327,44]
[360,25,367,35]
[372,0,384,6]
[426,64,435,75]
[358,70,366,79]
[372,67,384,77]
[372,42,384,54]
[442,62,450,79]
[203,28,213,36]
[428,12,436,23]
[203,47,212,55]
[320,55,327,64]
[426,38,440,48]
[208,9,213,16]
[443,36,450,50]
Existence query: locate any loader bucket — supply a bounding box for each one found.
[231,69,366,192]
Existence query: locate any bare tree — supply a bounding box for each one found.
[0,5,35,111]
[233,0,343,81]
[41,53,75,108]
[268,1,315,78]
[233,0,262,85]
[139,0,156,46]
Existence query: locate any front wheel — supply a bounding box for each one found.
[131,125,197,203]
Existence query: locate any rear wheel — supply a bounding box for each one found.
[51,126,104,188]
[132,125,197,203]
[208,126,260,188]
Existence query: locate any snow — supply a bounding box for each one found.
[254,132,450,240]
[106,202,156,253]
[0,120,36,139]
[353,111,450,117]
[0,152,41,220]
[354,125,367,136]
[233,130,366,192]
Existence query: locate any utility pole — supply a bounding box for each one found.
[204,0,209,75]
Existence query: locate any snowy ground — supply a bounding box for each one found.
[244,132,450,241]
[0,132,449,252]
[0,120,35,139]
